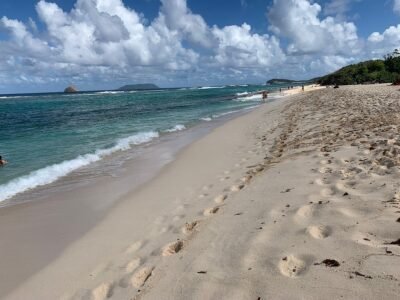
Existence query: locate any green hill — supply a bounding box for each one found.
[317,50,400,85]
[266,78,309,84]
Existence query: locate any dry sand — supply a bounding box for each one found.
[3,84,400,299]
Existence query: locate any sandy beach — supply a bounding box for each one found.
[2,84,400,300]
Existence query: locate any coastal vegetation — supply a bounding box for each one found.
[317,49,400,85]
[266,79,309,84]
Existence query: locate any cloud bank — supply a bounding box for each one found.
[0,0,398,92]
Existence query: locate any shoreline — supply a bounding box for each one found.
[0,85,283,205]
[1,85,339,299]
[0,101,265,298]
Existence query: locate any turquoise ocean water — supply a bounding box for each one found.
[0,84,288,202]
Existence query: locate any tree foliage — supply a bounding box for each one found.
[317,49,400,85]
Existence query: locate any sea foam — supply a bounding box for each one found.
[0,131,159,202]
[97,91,125,95]
[198,86,226,90]
[235,94,263,102]
[164,124,186,132]
[200,117,212,122]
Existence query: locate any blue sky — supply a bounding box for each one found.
[0,0,399,93]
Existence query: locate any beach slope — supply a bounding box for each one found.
[5,85,400,300]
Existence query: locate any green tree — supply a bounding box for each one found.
[384,49,400,73]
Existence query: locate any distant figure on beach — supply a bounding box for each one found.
[302,85,304,91]
[280,88,282,92]
[0,156,7,166]
[334,84,339,89]
[262,91,268,101]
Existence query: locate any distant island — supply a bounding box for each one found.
[266,79,308,85]
[118,83,159,91]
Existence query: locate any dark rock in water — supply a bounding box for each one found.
[64,86,78,93]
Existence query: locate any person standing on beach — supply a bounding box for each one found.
[0,156,7,166]
[262,91,268,102]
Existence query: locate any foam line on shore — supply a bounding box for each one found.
[0,131,159,202]
[164,124,186,132]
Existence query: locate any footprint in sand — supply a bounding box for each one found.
[241,175,252,184]
[319,167,332,174]
[295,205,315,219]
[182,221,199,234]
[279,255,307,278]
[130,266,154,288]
[91,282,114,300]
[230,184,245,192]
[125,257,142,273]
[214,194,227,204]
[307,225,331,239]
[315,178,330,186]
[320,159,332,165]
[162,240,184,256]
[125,240,144,255]
[204,206,219,216]
[335,181,347,192]
[320,187,335,197]
[118,258,144,288]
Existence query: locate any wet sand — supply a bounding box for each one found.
[0,112,246,298]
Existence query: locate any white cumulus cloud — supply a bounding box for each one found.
[367,25,400,56]
[0,0,288,92]
[1,0,395,93]
[212,23,285,68]
[267,0,359,55]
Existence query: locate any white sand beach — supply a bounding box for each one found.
[2,84,400,300]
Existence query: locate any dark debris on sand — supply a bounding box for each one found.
[352,271,372,279]
[314,259,340,267]
[385,238,400,246]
